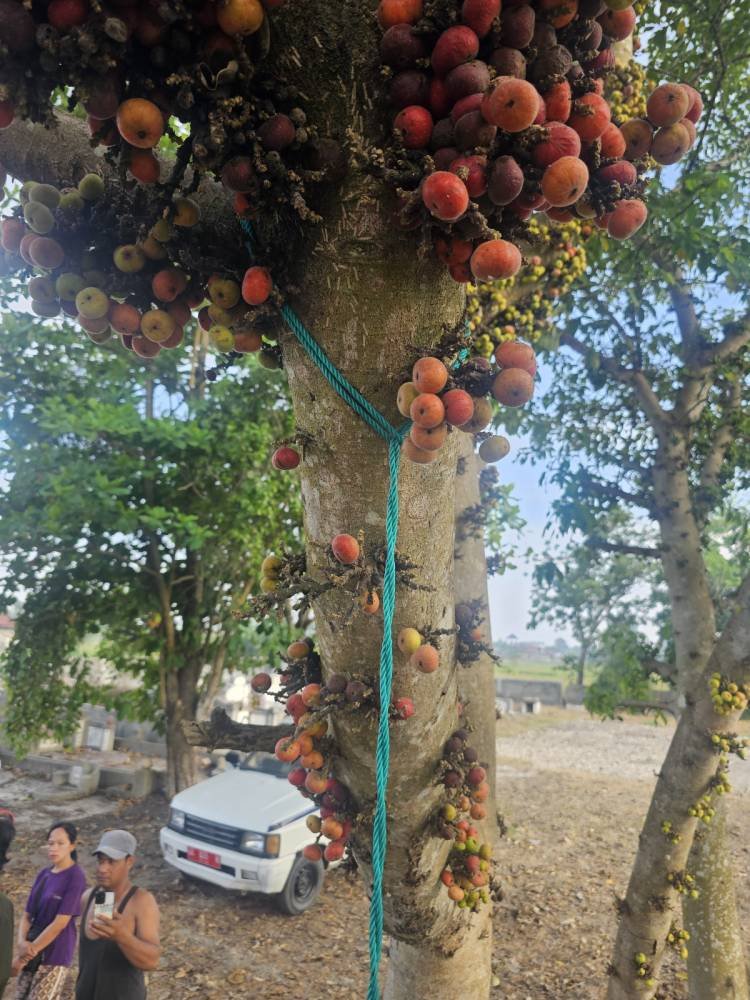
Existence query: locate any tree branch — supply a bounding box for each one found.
[0,113,246,275]
[613,699,680,720]
[589,537,662,559]
[560,331,671,432]
[641,658,678,684]
[695,318,750,367]
[578,472,654,512]
[669,270,702,356]
[182,707,293,752]
[694,378,743,523]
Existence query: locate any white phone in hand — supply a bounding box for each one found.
[92,890,115,920]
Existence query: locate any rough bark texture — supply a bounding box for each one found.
[651,439,717,695]
[684,806,750,1000]
[383,921,492,1000]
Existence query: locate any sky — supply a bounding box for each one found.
[484,353,571,647]
[486,439,567,646]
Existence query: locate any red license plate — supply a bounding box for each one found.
[187,847,221,869]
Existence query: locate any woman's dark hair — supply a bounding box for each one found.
[47,821,78,862]
[0,814,15,870]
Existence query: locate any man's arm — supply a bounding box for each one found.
[89,891,161,972]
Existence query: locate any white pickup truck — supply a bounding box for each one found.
[160,751,324,914]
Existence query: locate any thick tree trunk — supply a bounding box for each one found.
[383,922,492,1000]
[684,805,750,1000]
[282,187,489,983]
[267,5,493,989]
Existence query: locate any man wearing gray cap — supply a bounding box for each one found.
[75,830,160,999]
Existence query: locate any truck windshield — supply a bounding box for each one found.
[239,752,292,779]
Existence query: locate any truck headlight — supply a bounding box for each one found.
[240,831,265,855]
[169,808,186,832]
[240,832,280,857]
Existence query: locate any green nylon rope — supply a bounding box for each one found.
[240,220,406,999]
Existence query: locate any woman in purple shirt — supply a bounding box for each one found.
[15,821,87,1000]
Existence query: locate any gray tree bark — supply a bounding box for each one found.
[281,173,492,992]
[453,436,499,838]
[607,572,750,1000]
[684,807,750,1000]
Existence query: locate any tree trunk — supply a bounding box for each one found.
[434,438,498,995]
[576,643,588,687]
[684,805,750,1000]
[651,442,717,694]
[274,128,494,991]
[648,444,748,995]
[453,435,498,841]
[164,664,201,796]
[383,922,492,1000]
[607,572,750,999]
[258,6,494,986]
[197,644,227,722]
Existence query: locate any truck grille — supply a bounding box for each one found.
[183,814,242,850]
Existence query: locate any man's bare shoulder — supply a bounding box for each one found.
[131,888,158,913]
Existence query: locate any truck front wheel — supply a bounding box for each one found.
[276,854,324,915]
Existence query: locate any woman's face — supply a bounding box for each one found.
[47,828,75,866]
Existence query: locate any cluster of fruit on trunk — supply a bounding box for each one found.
[378,0,702,280]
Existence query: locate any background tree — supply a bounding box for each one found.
[0,309,300,794]
[529,516,653,685]
[511,1,750,995]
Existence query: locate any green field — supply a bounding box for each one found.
[494,657,580,685]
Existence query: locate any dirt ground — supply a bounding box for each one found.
[1,709,748,1000]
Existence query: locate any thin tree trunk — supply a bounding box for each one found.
[576,643,588,687]
[684,805,750,1000]
[607,573,750,999]
[197,644,227,721]
[453,436,498,841]
[165,697,198,796]
[165,664,200,795]
[651,443,717,693]
[649,444,748,996]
